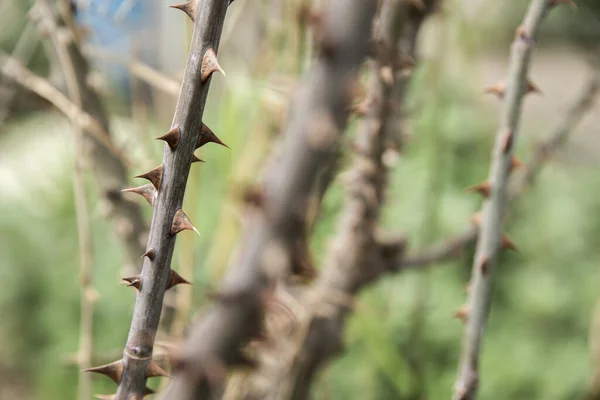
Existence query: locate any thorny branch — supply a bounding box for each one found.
[93,0,232,398]
[162,1,378,399]
[454,1,561,399]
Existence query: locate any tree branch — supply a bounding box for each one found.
[162,1,378,399]
[244,3,437,399]
[454,1,558,398]
[100,1,232,398]
[0,54,122,159]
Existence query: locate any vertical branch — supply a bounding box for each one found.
[453,1,566,399]
[96,1,232,398]
[162,1,378,399]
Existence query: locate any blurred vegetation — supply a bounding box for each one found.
[1,1,600,399]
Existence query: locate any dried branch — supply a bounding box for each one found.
[239,3,438,399]
[454,1,561,398]
[162,1,378,399]
[86,1,233,398]
[0,54,121,158]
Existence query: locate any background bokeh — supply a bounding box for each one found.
[1,1,600,399]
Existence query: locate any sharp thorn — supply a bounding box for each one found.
[84,360,123,384]
[502,235,517,252]
[122,184,156,206]
[167,269,192,290]
[484,79,541,99]
[169,1,197,21]
[156,127,181,151]
[197,123,229,149]
[121,276,142,291]
[191,154,205,163]
[453,305,469,323]
[171,209,199,236]
[453,307,469,323]
[142,248,156,261]
[501,129,514,153]
[201,48,226,82]
[479,255,490,275]
[134,165,163,191]
[510,156,525,172]
[466,182,491,198]
[146,360,169,378]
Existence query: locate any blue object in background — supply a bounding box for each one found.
[74,0,159,97]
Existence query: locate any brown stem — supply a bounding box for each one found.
[109,1,231,398]
[454,1,555,399]
[162,1,378,399]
